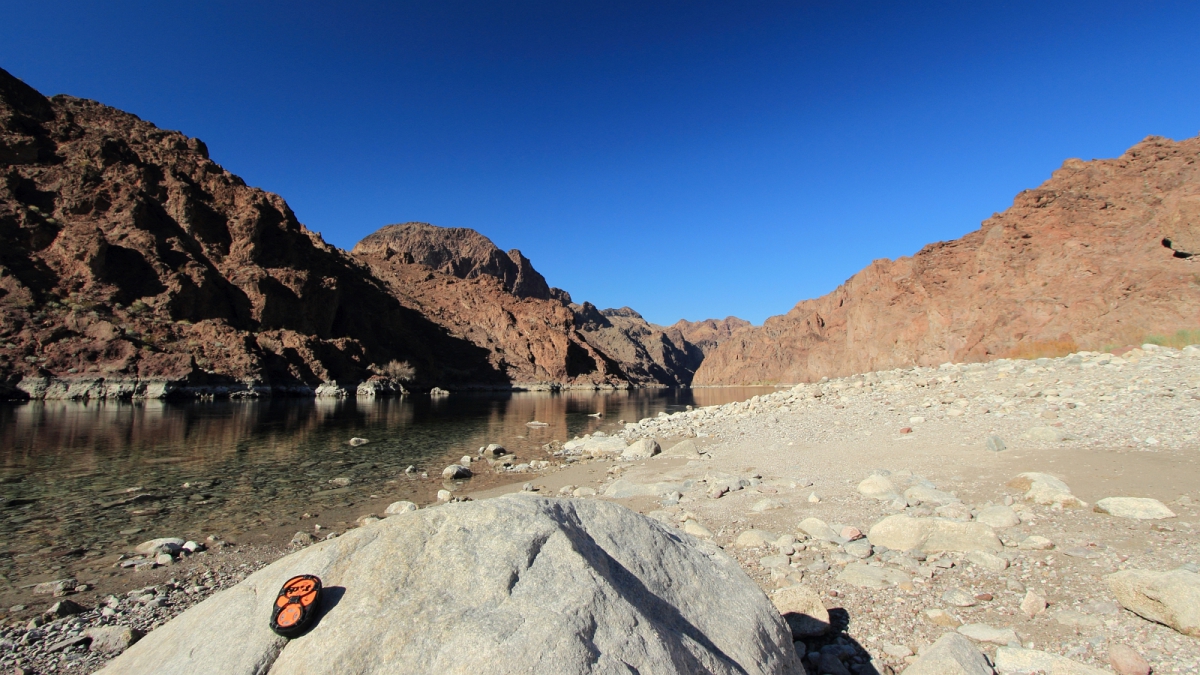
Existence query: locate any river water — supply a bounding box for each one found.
[0,387,774,590]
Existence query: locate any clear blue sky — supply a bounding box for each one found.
[3,2,1199,325]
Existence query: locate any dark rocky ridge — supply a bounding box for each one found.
[0,67,737,398]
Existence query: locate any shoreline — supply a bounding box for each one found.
[4,346,1199,673]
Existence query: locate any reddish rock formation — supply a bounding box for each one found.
[0,67,504,398]
[352,225,696,387]
[694,135,1200,385]
[666,317,751,358]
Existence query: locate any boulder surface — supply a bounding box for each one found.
[97,495,803,675]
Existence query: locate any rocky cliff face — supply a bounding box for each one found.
[694,135,1200,385]
[667,317,751,358]
[353,226,697,387]
[0,67,506,398]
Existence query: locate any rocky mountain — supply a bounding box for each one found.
[694,134,1200,385]
[352,223,697,388]
[0,67,517,398]
[666,316,751,358]
[0,67,714,398]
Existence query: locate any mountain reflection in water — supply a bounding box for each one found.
[0,387,775,582]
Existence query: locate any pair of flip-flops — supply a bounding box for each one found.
[270,575,322,638]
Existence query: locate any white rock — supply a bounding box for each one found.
[904,484,959,506]
[442,464,472,479]
[798,517,839,541]
[994,647,1108,675]
[1008,473,1086,508]
[1106,567,1200,637]
[867,515,1002,553]
[97,496,802,675]
[858,475,899,500]
[134,538,185,556]
[384,501,418,516]
[620,438,661,461]
[966,550,1009,573]
[901,633,992,675]
[975,505,1021,528]
[771,585,830,638]
[734,530,779,548]
[436,489,452,502]
[1095,497,1177,520]
[682,520,713,539]
[750,498,783,513]
[838,563,911,589]
[957,623,1018,645]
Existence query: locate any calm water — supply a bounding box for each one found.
[0,387,774,586]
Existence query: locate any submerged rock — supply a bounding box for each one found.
[97,495,802,675]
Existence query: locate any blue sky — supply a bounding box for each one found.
[3,1,1199,325]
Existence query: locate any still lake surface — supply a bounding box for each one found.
[0,387,774,585]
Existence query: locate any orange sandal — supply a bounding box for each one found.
[270,574,322,638]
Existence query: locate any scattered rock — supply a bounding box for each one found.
[734,530,779,548]
[1095,497,1177,520]
[290,532,316,546]
[966,550,1009,573]
[384,501,418,516]
[957,623,1018,645]
[1107,567,1200,637]
[771,585,830,638]
[867,515,1003,553]
[902,632,992,675]
[838,563,911,589]
[994,647,1108,675]
[32,579,78,596]
[750,498,783,513]
[86,626,143,655]
[858,474,899,500]
[134,538,185,556]
[942,588,978,608]
[975,505,1021,529]
[442,464,472,479]
[1018,535,1054,551]
[1008,473,1086,508]
[924,609,963,628]
[799,518,839,541]
[682,520,713,539]
[621,438,661,461]
[347,437,369,447]
[1108,644,1152,675]
[1019,590,1047,618]
[481,444,507,457]
[984,435,1007,452]
[44,599,86,618]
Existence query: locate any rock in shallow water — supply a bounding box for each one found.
[97,495,803,675]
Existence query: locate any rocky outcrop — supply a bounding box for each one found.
[352,227,701,387]
[353,222,564,301]
[694,135,1200,384]
[0,67,714,397]
[0,66,507,398]
[572,304,698,385]
[97,495,804,675]
[667,316,751,358]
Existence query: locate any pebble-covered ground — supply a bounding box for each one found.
[4,344,1199,673]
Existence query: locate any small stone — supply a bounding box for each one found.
[975,505,1021,528]
[957,623,1018,645]
[734,530,779,548]
[760,555,791,569]
[1108,644,1151,675]
[899,427,913,434]
[807,492,821,503]
[858,475,899,500]
[909,416,926,424]
[942,588,977,607]
[442,464,472,479]
[750,498,783,512]
[348,437,369,446]
[155,553,175,565]
[984,435,1006,452]
[1095,497,1177,520]
[384,501,418,516]
[44,599,86,618]
[844,539,873,559]
[46,634,91,653]
[572,487,597,497]
[481,443,507,457]
[620,438,661,461]
[87,625,144,654]
[291,532,316,546]
[903,633,992,675]
[771,585,830,638]
[708,485,729,499]
[682,520,713,539]
[966,550,1009,573]
[328,476,352,487]
[1020,590,1047,617]
[1018,535,1054,550]
[181,540,205,554]
[840,526,863,541]
[798,518,839,541]
[32,578,77,596]
[436,489,452,501]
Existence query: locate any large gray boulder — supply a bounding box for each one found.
[98,495,803,675]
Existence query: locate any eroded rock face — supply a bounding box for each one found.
[0,67,507,397]
[97,495,804,675]
[694,136,1200,384]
